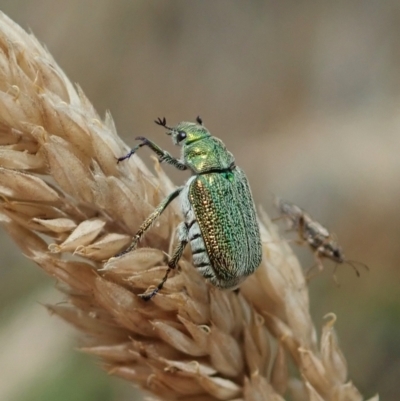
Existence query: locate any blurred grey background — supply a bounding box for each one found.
[0,1,399,400]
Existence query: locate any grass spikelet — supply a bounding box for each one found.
[0,11,378,401]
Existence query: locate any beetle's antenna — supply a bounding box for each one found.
[345,259,369,276]
[154,117,173,131]
[333,259,368,278]
[196,116,203,125]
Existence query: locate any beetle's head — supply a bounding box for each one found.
[324,242,344,263]
[155,116,210,146]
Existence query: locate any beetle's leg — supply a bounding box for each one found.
[271,215,298,233]
[297,215,308,241]
[332,264,341,287]
[289,238,306,246]
[305,250,325,281]
[118,136,187,170]
[140,223,188,301]
[113,186,184,258]
[271,215,284,223]
[117,142,145,163]
[305,262,318,281]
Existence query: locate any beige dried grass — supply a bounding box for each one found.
[0,12,378,401]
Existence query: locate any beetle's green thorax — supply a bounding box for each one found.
[166,121,235,174]
[184,136,235,174]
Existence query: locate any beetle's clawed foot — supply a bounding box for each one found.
[117,137,150,164]
[117,145,141,163]
[113,249,129,258]
[117,152,133,164]
[139,287,159,301]
[154,117,173,130]
[154,117,167,127]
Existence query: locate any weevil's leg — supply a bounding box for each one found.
[271,216,297,233]
[113,186,184,258]
[271,215,284,223]
[120,136,187,170]
[306,263,325,282]
[332,264,341,287]
[287,238,305,246]
[297,215,308,242]
[140,223,188,301]
[314,249,325,271]
[305,263,317,282]
[305,250,325,281]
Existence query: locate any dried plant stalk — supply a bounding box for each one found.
[0,12,378,401]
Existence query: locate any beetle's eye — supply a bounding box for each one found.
[177,131,187,142]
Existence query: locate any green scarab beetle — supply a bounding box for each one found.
[114,116,262,300]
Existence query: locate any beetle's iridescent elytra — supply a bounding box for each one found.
[113,117,262,300]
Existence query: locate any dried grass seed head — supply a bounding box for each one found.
[0,12,377,401]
